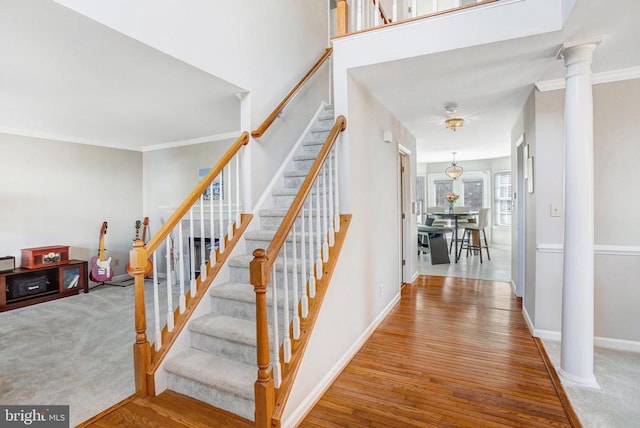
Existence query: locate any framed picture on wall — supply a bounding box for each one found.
[199,168,224,200]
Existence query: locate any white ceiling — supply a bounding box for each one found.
[0,0,244,151]
[1,1,638,156]
[349,0,640,163]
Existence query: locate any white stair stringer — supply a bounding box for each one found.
[164,103,335,420]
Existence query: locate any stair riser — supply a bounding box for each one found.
[191,331,257,366]
[246,236,326,258]
[284,175,335,189]
[229,266,311,294]
[299,141,325,154]
[209,297,298,335]
[259,214,329,231]
[272,193,324,208]
[167,374,254,421]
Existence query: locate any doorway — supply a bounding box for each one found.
[399,150,410,284]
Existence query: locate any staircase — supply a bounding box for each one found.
[164,105,335,421]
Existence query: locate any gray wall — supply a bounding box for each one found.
[517,78,640,344]
[0,133,142,277]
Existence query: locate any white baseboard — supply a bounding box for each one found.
[410,270,419,282]
[283,292,401,428]
[522,306,535,336]
[509,279,516,295]
[533,328,561,341]
[534,329,640,353]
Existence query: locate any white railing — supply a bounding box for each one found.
[132,132,250,395]
[338,0,495,35]
[251,116,347,426]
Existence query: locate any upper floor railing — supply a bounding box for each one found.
[335,0,500,37]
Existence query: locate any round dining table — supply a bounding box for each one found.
[428,211,478,263]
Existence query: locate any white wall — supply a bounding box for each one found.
[283,73,417,425]
[511,89,537,324]
[524,78,640,345]
[0,133,142,277]
[54,0,331,208]
[141,138,237,271]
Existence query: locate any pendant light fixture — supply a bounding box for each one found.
[445,152,463,180]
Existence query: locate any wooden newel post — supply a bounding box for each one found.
[337,0,348,36]
[250,249,274,427]
[131,240,151,396]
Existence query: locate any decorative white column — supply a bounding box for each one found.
[558,40,601,389]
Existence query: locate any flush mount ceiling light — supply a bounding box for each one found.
[445,117,464,131]
[445,151,463,180]
[444,103,464,131]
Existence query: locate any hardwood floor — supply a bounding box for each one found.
[77,390,252,428]
[300,275,575,427]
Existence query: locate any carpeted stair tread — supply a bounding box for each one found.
[165,349,254,400]
[210,282,255,303]
[246,229,316,243]
[272,187,322,197]
[257,208,322,219]
[283,169,312,178]
[189,314,257,346]
[293,152,334,162]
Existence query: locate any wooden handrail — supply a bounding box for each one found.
[251,48,333,139]
[144,132,249,255]
[265,115,346,265]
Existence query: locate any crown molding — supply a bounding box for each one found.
[141,131,242,152]
[0,126,241,152]
[0,126,137,151]
[535,66,640,92]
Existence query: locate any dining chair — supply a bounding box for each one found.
[457,208,491,263]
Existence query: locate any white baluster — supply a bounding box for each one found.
[227,165,233,237]
[334,145,340,233]
[322,164,329,262]
[292,222,300,339]
[282,243,291,363]
[218,172,225,255]
[199,194,207,282]
[152,251,161,351]
[315,178,323,280]
[189,208,196,297]
[393,0,398,22]
[328,151,335,247]
[235,154,241,225]
[356,0,363,30]
[209,182,216,265]
[431,0,437,14]
[166,239,174,332]
[178,222,186,313]
[271,265,282,388]
[373,0,379,26]
[308,194,316,297]
[300,204,309,318]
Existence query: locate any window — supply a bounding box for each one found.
[434,179,454,205]
[495,171,512,227]
[462,178,483,211]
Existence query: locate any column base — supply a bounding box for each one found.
[558,367,601,390]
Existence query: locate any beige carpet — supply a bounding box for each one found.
[0,278,176,426]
